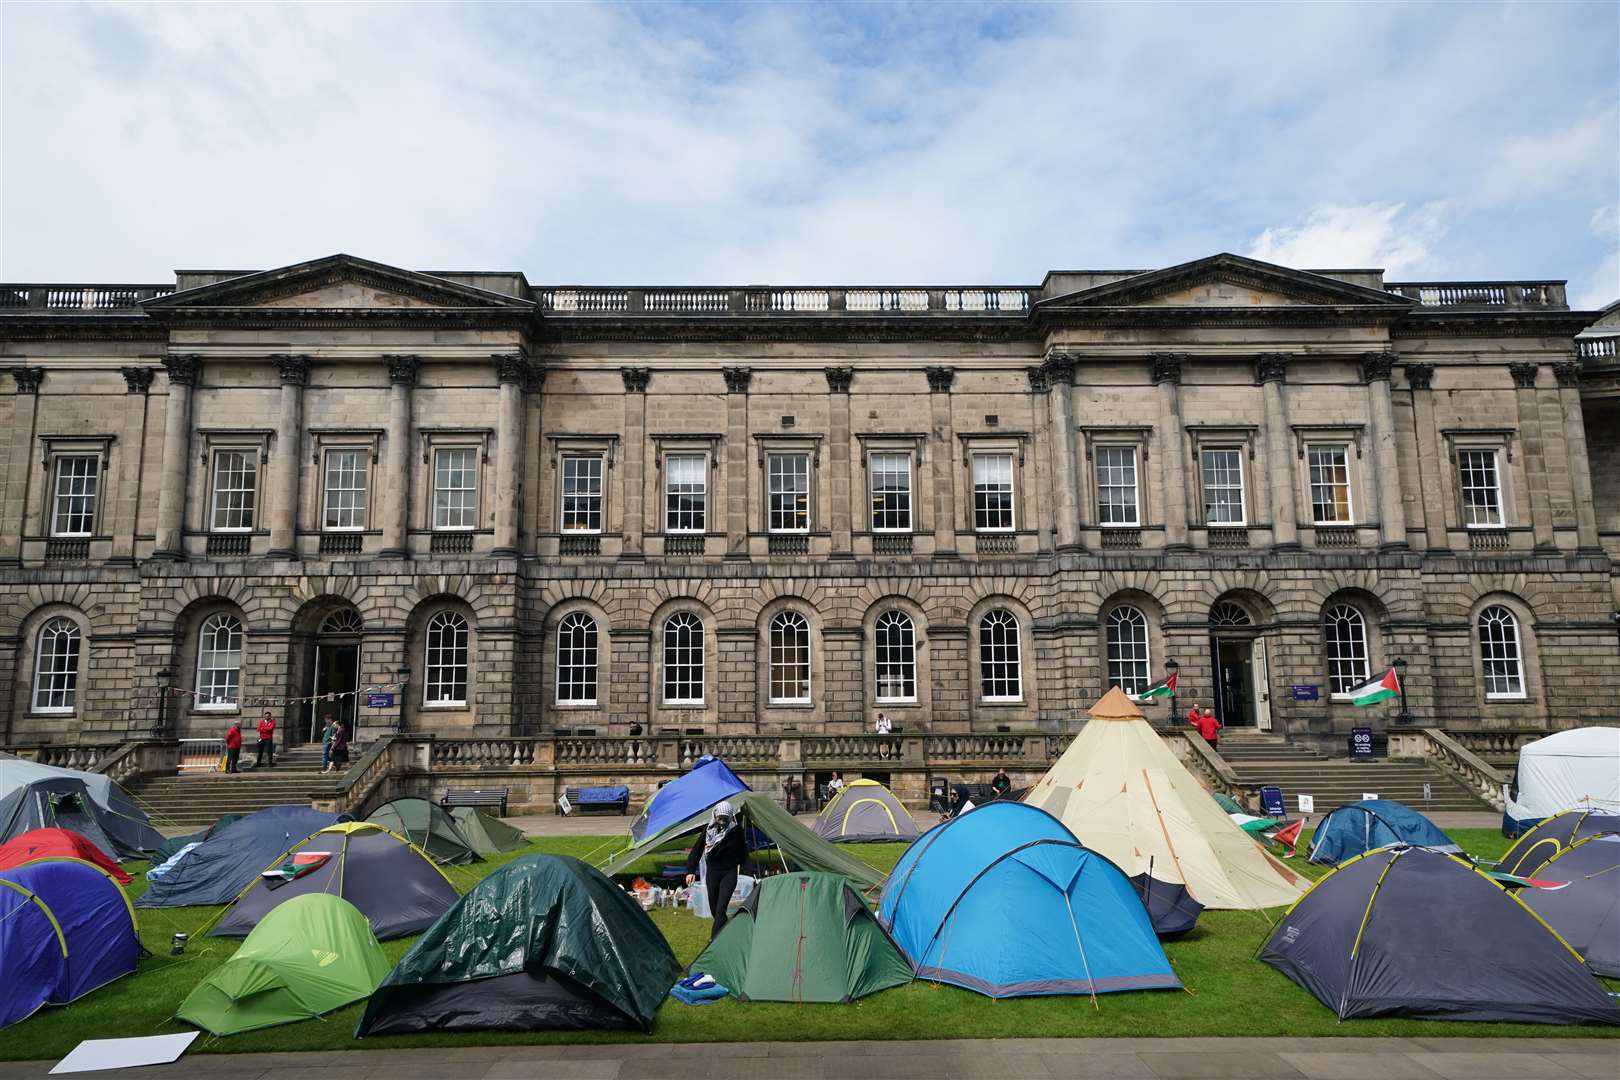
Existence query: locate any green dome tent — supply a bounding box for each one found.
[449,806,527,854]
[356,855,681,1035]
[367,798,479,865]
[692,872,912,1003]
[177,894,388,1036]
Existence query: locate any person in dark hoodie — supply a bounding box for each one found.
[685,800,748,940]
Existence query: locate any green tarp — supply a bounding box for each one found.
[367,798,479,865]
[177,893,388,1036]
[692,872,912,1003]
[600,790,886,891]
[449,806,528,854]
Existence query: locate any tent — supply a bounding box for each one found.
[629,755,749,845]
[367,798,479,865]
[1499,809,1620,876]
[356,854,681,1035]
[814,779,921,843]
[1517,833,1620,977]
[449,806,527,854]
[0,827,130,884]
[214,822,457,940]
[0,752,163,858]
[1260,846,1619,1024]
[178,893,389,1035]
[1306,800,1459,865]
[1503,727,1620,837]
[0,859,139,1005]
[152,814,245,863]
[878,800,1180,999]
[137,805,342,909]
[0,777,129,862]
[0,874,65,1029]
[1023,688,1304,922]
[692,871,911,1003]
[601,790,885,891]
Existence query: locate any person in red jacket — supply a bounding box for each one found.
[255,712,277,768]
[1192,706,1221,750]
[224,720,242,773]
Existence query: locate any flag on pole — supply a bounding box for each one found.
[1348,667,1401,707]
[1136,670,1177,700]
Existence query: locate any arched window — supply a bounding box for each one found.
[1106,606,1151,695]
[195,613,243,709]
[423,611,469,706]
[874,610,916,703]
[1324,604,1369,696]
[979,609,1022,702]
[769,611,811,704]
[32,618,81,713]
[555,612,598,704]
[1209,601,1251,627]
[1478,606,1525,699]
[663,612,704,704]
[319,609,364,635]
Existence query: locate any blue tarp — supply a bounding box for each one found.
[1307,800,1460,865]
[1,860,138,1004]
[578,786,630,805]
[877,801,1180,998]
[136,805,341,908]
[629,757,749,844]
[0,876,63,1029]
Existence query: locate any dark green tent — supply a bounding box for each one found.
[692,872,912,1002]
[366,798,479,865]
[449,806,527,855]
[601,790,885,891]
[356,855,681,1035]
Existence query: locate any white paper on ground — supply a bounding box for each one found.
[51,1032,198,1074]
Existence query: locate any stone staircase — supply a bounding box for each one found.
[1216,733,1491,813]
[126,744,356,830]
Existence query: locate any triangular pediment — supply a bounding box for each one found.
[1038,253,1412,310]
[143,254,532,311]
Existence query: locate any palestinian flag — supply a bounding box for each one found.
[1348,667,1401,707]
[1136,670,1177,700]
[261,851,331,883]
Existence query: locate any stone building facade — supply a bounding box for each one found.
[1,253,1615,757]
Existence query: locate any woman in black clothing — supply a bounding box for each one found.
[685,800,748,940]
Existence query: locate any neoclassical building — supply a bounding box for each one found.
[2,253,1616,757]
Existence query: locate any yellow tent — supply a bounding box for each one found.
[1024,687,1305,910]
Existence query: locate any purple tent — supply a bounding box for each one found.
[2,860,139,1004]
[0,875,66,1029]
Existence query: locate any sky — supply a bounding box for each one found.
[1,1,1616,307]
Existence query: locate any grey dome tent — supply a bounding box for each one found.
[366,798,479,865]
[1261,846,1619,1025]
[0,754,162,859]
[137,805,342,909]
[449,806,527,854]
[814,779,921,843]
[1499,809,1620,876]
[1517,833,1620,977]
[0,777,126,861]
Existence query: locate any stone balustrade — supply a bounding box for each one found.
[1388,728,1510,810]
[535,286,1032,316]
[1384,281,1566,308]
[0,284,175,310]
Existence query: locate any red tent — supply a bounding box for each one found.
[0,827,130,884]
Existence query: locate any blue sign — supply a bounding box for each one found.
[1350,726,1374,761]
[366,693,395,708]
[1260,785,1286,817]
[1291,685,1320,701]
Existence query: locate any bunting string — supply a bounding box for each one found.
[165,682,405,709]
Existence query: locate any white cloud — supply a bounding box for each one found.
[1245,203,1447,276]
[1574,205,1619,310]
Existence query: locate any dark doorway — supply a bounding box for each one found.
[308,642,361,743]
[1210,637,1255,727]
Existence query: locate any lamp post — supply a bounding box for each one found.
[156,668,173,740]
[396,664,410,734]
[1165,658,1180,726]
[1391,656,1412,726]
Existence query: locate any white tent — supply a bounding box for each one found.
[1504,727,1620,835]
[1024,688,1306,910]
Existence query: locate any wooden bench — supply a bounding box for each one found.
[563,786,630,815]
[440,788,509,815]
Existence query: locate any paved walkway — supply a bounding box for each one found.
[4,1037,1614,1079]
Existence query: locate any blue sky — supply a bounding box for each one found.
[2,1,1616,306]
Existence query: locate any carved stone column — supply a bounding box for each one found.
[722,367,752,559]
[1403,363,1450,554]
[1553,361,1601,553]
[1043,353,1083,552]
[153,355,200,560]
[492,353,527,558]
[109,367,155,565]
[266,354,309,560]
[1256,354,1298,551]
[620,367,650,560]
[379,355,418,559]
[1151,353,1191,552]
[1362,352,1408,551]
[826,367,854,559]
[0,367,45,566]
[1508,362,1556,552]
[925,366,958,558]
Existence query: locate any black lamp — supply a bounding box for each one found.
[396,664,410,734]
[1391,657,1411,726]
[156,667,173,739]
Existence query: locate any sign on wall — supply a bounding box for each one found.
[1350,726,1374,760]
[1291,685,1319,701]
[366,693,394,708]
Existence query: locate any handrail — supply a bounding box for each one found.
[311,734,398,817]
[1174,732,1261,810]
[1415,729,1508,810]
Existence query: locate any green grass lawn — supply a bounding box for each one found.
[3,828,1615,1059]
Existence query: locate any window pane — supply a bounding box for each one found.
[875,610,916,702]
[32,618,81,712]
[979,609,1021,700]
[322,449,368,530]
[195,613,243,707]
[769,611,811,703]
[561,455,604,532]
[972,453,1015,531]
[1324,604,1369,695]
[665,454,706,533]
[556,612,599,703]
[1309,446,1352,524]
[433,448,477,530]
[870,453,912,532]
[768,454,809,532]
[424,611,469,705]
[1095,447,1139,525]
[51,455,99,537]
[1106,606,1151,694]
[1478,606,1524,698]
[1201,448,1245,525]
[1458,450,1503,527]
[210,451,258,531]
[663,612,705,703]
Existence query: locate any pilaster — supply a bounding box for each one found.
[379,354,419,559]
[1403,363,1451,554]
[1508,362,1556,552]
[1256,354,1298,551]
[1553,360,1602,552]
[825,367,854,559]
[266,354,309,560]
[1043,353,1083,552]
[1150,353,1190,552]
[1361,351,1408,551]
[492,353,527,558]
[152,354,200,560]
[722,367,752,560]
[925,366,958,558]
[620,367,649,560]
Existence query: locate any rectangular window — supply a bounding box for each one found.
[433,447,478,530]
[869,453,913,532]
[972,453,1015,531]
[768,453,810,532]
[1308,445,1353,524]
[209,450,258,531]
[1095,447,1139,525]
[50,455,99,537]
[664,454,706,533]
[321,449,368,531]
[561,454,604,532]
[1200,448,1245,525]
[1458,449,1503,527]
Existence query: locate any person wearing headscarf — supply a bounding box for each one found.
[685,800,749,939]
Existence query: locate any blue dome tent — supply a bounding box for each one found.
[877,801,1179,999]
[628,756,748,845]
[1307,800,1459,865]
[137,805,344,909]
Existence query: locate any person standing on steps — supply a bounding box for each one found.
[223,719,242,774]
[320,714,338,773]
[255,712,277,768]
[1192,705,1222,751]
[329,717,350,773]
[685,800,748,941]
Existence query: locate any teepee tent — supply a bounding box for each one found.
[449,807,527,854]
[367,798,479,865]
[1024,687,1305,917]
[814,779,921,843]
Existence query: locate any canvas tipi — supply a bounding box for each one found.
[1024,687,1305,915]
